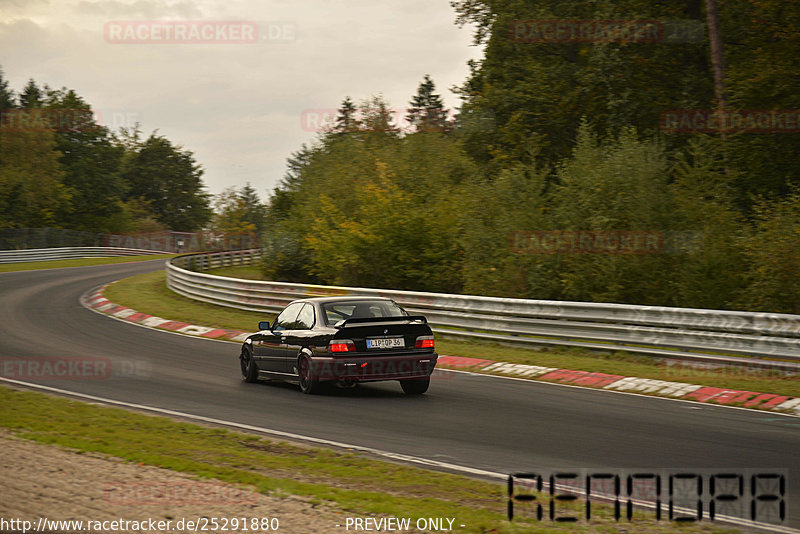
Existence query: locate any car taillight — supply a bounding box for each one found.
[329,339,356,352]
[414,335,434,349]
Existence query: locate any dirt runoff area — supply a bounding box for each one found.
[0,431,344,534]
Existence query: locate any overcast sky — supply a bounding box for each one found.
[0,0,483,200]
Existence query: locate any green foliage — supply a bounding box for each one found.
[0,68,14,111]
[451,0,800,207]
[263,96,473,290]
[18,78,43,108]
[267,98,799,311]
[668,137,745,309]
[211,183,266,238]
[122,133,211,232]
[119,196,168,234]
[737,187,800,314]
[0,124,72,228]
[549,125,675,304]
[305,159,462,291]
[452,0,712,167]
[459,159,556,298]
[0,67,212,234]
[44,87,128,233]
[406,75,451,133]
[334,97,358,133]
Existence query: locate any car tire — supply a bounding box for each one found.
[298,356,321,394]
[400,377,429,395]
[240,348,258,383]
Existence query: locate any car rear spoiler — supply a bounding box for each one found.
[334,315,428,329]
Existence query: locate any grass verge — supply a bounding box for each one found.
[203,264,266,280]
[104,270,266,332]
[0,254,178,273]
[103,269,800,398]
[0,384,740,533]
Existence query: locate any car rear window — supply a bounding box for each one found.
[323,300,408,325]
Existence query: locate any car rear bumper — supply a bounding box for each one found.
[308,352,438,382]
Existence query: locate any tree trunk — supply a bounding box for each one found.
[705,0,729,138]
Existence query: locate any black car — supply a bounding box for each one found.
[239,296,438,394]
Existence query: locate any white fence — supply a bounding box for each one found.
[166,250,800,371]
[0,247,165,264]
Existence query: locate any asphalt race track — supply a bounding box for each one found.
[1,260,799,529]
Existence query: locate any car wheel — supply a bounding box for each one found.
[240,348,258,383]
[400,377,429,395]
[298,356,320,394]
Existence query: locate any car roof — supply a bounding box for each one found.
[289,296,394,305]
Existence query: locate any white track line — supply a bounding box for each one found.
[0,377,501,478]
[1,377,796,534]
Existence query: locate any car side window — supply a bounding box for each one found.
[294,303,315,330]
[273,302,303,331]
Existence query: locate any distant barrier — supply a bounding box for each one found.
[166,250,800,371]
[0,247,163,264]
[0,228,258,254]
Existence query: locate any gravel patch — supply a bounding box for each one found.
[0,431,344,533]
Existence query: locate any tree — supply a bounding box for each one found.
[211,183,266,238]
[261,144,320,282]
[0,125,71,228]
[0,67,15,111]
[334,97,359,133]
[305,157,464,291]
[459,159,556,298]
[44,87,128,233]
[122,134,211,231]
[264,95,473,290]
[406,75,451,133]
[211,187,257,244]
[450,0,800,206]
[669,137,744,309]
[737,187,800,314]
[359,95,399,138]
[717,0,800,203]
[119,196,167,234]
[704,0,729,112]
[550,124,676,305]
[18,79,43,109]
[238,183,267,235]
[450,0,713,166]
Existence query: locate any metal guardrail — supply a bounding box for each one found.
[0,247,165,264]
[166,250,800,370]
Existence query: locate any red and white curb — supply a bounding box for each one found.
[83,285,800,416]
[436,361,800,415]
[83,284,250,343]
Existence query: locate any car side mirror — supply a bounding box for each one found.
[258,321,270,331]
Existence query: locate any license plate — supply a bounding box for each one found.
[366,337,404,349]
